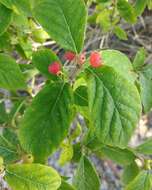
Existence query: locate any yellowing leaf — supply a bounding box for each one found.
[5,164,61,190]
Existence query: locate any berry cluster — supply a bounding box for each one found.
[64,51,103,67]
[48,51,103,75]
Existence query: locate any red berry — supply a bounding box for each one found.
[48,61,61,75]
[79,53,86,65]
[64,51,76,61]
[90,51,102,68]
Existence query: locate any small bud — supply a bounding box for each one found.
[22,154,34,164]
[79,53,86,65]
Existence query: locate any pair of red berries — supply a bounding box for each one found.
[64,51,86,65]
[48,51,102,75]
[47,51,76,76]
[64,51,103,68]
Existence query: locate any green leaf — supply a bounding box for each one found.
[140,64,152,79]
[125,170,152,190]
[74,85,88,107]
[0,102,8,124]
[0,3,12,36]
[99,146,136,165]
[19,82,74,163]
[72,143,82,163]
[73,156,100,190]
[147,0,152,9]
[3,128,20,147]
[12,13,29,29]
[114,26,128,40]
[58,180,75,190]
[139,65,152,113]
[73,78,89,118]
[122,162,140,185]
[32,49,60,80]
[13,0,31,15]
[0,54,26,90]
[101,50,136,83]
[117,0,136,23]
[5,164,61,190]
[33,0,87,53]
[0,134,19,164]
[0,0,12,8]
[7,99,26,126]
[134,0,148,16]
[0,0,32,15]
[135,138,152,155]
[133,48,146,70]
[85,133,136,165]
[86,66,141,148]
[0,32,11,51]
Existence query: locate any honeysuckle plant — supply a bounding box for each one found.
[0,0,152,190]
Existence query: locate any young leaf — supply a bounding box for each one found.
[122,162,140,185]
[0,54,26,90]
[134,0,148,16]
[19,82,74,163]
[133,48,146,70]
[117,0,136,23]
[125,170,152,190]
[135,138,152,155]
[32,49,60,80]
[114,26,128,40]
[59,180,76,190]
[33,0,87,53]
[18,38,33,59]
[73,156,100,190]
[0,3,12,36]
[5,164,61,190]
[86,66,141,148]
[101,50,136,83]
[96,9,111,32]
[59,140,73,166]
